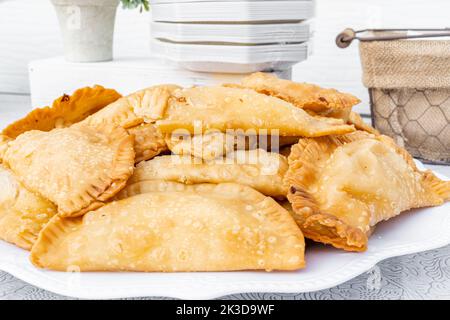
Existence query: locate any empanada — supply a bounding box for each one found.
[3,124,135,217]
[0,164,57,250]
[80,85,180,162]
[2,85,121,139]
[82,84,181,129]
[229,72,360,120]
[128,123,167,163]
[347,111,380,135]
[285,131,450,251]
[148,86,355,137]
[166,131,300,161]
[126,149,288,198]
[31,182,305,272]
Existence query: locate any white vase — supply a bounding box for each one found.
[51,0,120,62]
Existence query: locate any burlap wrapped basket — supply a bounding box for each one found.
[339,30,450,164]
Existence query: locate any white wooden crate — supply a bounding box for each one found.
[29,56,291,108]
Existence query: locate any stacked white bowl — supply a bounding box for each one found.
[150,0,315,74]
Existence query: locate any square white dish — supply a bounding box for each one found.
[151,1,315,22]
[0,163,448,300]
[150,39,310,73]
[151,21,312,44]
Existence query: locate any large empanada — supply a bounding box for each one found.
[3,124,135,217]
[285,131,450,251]
[145,86,355,137]
[0,164,57,250]
[2,85,121,139]
[126,149,288,198]
[31,182,305,272]
[230,72,360,120]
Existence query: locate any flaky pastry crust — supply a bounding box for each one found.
[31,182,305,272]
[3,124,135,217]
[285,131,450,251]
[3,85,121,139]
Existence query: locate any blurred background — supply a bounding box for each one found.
[1,0,450,119]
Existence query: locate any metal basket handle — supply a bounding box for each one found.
[336,28,450,48]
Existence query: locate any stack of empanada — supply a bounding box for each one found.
[0,73,448,273]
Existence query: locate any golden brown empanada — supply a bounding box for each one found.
[3,124,135,217]
[127,123,167,163]
[148,86,355,137]
[82,84,181,129]
[2,86,121,139]
[347,112,380,135]
[166,131,299,161]
[229,72,360,120]
[126,149,288,198]
[80,85,180,162]
[31,182,305,272]
[0,164,57,250]
[285,131,450,252]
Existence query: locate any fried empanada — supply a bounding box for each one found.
[3,124,135,217]
[166,131,299,161]
[128,123,167,163]
[2,86,121,139]
[148,86,355,137]
[31,182,305,272]
[285,131,450,251]
[229,72,360,120]
[80,85,180,162]
[347,112,380,135]
[126,149,288,198]
[0,164,57,250]
[82,84,181,129]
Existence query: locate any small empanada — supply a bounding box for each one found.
[126,149,288,198]
[128,123,167,163]
[80,85,180,162]
[230,72,360,120]
[0,164,57,250]
[31,182,305,272]
[166,131,299,161]
[3,124,135,217]
[2,85,121,139]
[148,86,355,137]
[347,112,380,135]
[285,131,450,251]
[82,84,181,129]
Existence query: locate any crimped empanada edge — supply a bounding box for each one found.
[59,124,135,217]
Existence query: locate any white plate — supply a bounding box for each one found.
[151,21,312,44]
[151,39,310,73]
[0,164,449,299]
[151,1,315,22]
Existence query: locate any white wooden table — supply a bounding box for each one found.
[1,94,449,300]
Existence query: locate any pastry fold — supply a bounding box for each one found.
[232,72,360,120]
[146,86,355,137]
[31,182,305,272]
[0,164,57,250]
[123,149,288,198]
[2,85,121,139]
[285,131,450,251]
[3,124,135,217]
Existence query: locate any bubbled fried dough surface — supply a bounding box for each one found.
[0,164,57,250]
[155,86,355,137]
[31,183,305,272]
[3,124,135,217]
[232,72,360,120]
[285,132,450,251]
[2,86,121,139]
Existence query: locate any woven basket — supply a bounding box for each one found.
[338,29,450,165]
